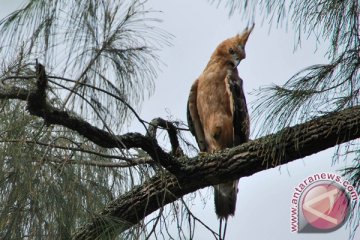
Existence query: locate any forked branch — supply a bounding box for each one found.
[1,63,183,173]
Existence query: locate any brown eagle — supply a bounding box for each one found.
[187,25,253,224]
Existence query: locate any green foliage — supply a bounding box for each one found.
[0,100,134,239]
[0,0,170,239]
[0,0,169,131]
[253,1,359,136]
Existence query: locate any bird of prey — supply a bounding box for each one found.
[187,25,254,236]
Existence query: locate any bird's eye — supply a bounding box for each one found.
[228,48,235,54]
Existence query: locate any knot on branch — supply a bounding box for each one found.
[146,118,184,157]
[26,62,49,122]
[35,62,48,94]
[143,118,188,174]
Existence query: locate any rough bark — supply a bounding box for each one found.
[72,105,360,239]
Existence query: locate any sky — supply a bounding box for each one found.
[1,0,359,240]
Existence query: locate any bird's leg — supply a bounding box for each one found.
[219,218,223,240]
[218,218,228,240]
[222,219,228,240]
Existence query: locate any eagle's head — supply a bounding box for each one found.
[214,24,255,67]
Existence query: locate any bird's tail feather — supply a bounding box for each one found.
[214,180,238,219]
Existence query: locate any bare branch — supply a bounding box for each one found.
[180,198,219,239]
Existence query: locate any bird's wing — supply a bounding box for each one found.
[227,74,250,146]
[187,79,207,152]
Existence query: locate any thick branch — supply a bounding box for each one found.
[73,105,360,239]
[0,84,33,100]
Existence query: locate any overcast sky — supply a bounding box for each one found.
[1,1,359,240]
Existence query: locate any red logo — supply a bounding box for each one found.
[290,174,358,233]
[301,183,349,231]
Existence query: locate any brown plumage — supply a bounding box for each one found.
[187,25,253,221]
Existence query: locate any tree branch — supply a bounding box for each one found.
[72,105,360,239]
[147,118,183,157]
[0,63,183,173]
[0,83,33,100]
